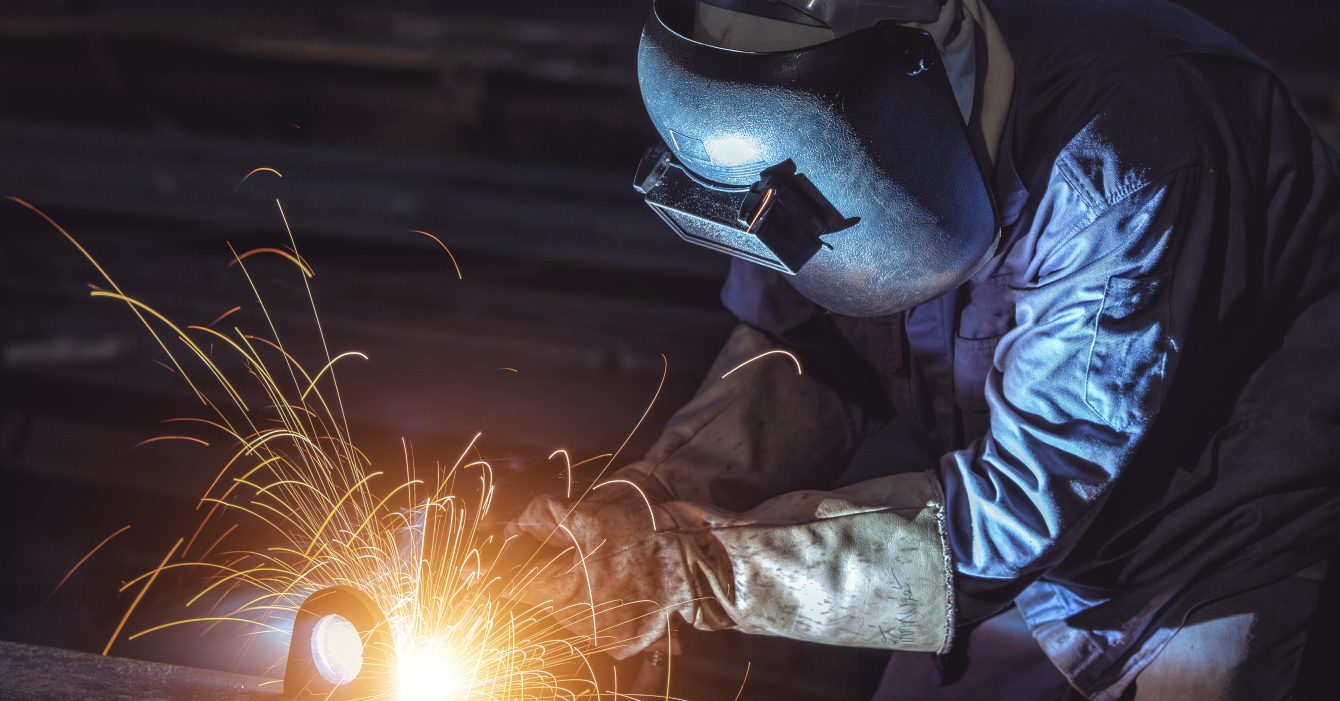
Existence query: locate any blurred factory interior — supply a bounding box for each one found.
[2,1,1338,698]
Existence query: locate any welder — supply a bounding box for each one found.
[509,0,1340,698]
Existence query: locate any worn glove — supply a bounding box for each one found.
[507,469,956,659]
[506,485,694,659]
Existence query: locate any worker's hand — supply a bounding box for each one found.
[503,488,697,660]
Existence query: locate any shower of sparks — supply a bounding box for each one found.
[719,350,803,380]
[14,194,700,700]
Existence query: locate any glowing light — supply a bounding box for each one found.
[311,614,364,685]
[396,643,469,701]
[704,135,761,166]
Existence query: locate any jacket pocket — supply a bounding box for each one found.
[954,275,1014,438]
[954,334,1004,440]
[954,335,1003,414]
[1084,275,1171,431]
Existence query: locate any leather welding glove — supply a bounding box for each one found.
[505,488,694,660]
[507,469,955,659]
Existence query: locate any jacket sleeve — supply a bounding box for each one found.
[942,166,1193,591]
[612,257,892,512]
[614,321,862,512]
[663,469,957,654]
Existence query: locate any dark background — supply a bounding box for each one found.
[2,1,1337,699]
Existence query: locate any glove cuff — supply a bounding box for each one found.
[660,470,956,653]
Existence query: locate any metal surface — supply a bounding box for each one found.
[0,641,274,701]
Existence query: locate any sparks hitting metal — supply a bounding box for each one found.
[16,194,668,700]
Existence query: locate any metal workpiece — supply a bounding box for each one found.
[0,641,273,701]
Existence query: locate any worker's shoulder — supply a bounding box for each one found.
[995,0,1286,275]
[1000,0,1269,209]
[1048,80,1198,212]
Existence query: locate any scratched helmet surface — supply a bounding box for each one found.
[634,0,999,317]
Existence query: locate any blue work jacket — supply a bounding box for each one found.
[721,0,1340,696]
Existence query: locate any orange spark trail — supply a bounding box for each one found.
[594,356,668,486]
[47,525,132,602]
[7,197,211,405]
[513,359,669,589]
[411,229,464,280]
[228,247,314,278]
[236,167,284,190]
[208,306,242,328]
[104,538,183,656]
[549,449,574,499]
[746,187,776,232]
[721,349,804,379]
[732,661,753,701]
[299,351,369,400]
[135,435,211,448]
[557,523,599,642]
[128,617,286,641]
[197,523,239,561]
[545,450,613,500]
[592,479,659,531]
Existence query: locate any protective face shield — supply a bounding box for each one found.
[634,0,1000,317]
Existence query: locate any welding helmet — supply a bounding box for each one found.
[634,0,1000,317]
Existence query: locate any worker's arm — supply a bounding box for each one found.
[610,269,888,511]
[511,467,956,656]
[610,323,856,510]
[508,265,945,657]
[942,162,1199,618]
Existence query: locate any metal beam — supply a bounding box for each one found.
[0,641,272,701]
